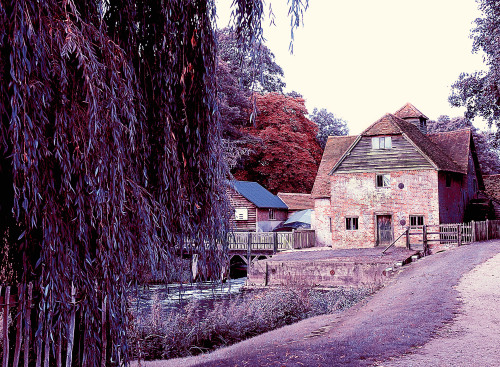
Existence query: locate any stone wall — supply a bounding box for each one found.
[248,258,398,288]
[328,170,440,248]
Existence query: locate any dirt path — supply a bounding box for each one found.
[378,250,500,367]
[137,241,500,367]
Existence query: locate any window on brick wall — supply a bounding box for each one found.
[409,215,424,228]
[372,136,392,150]
[329,217,333,232]
[376,174,390,188]
[269,208,276,220]
[346,217,359,230]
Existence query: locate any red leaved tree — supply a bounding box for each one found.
[232,93,322,193]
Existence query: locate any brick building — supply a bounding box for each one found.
[311,103,484,248]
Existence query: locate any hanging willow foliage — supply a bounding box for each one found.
[0,0,308,365]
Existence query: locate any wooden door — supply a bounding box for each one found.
[377,215,393,246]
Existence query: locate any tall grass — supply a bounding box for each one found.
[129,286,374,360]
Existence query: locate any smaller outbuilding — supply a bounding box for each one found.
[228,181,288,232]
[277,192,314,217]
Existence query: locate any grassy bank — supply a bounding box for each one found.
[129,286,375,361]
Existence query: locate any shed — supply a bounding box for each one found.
[228,181,288,232]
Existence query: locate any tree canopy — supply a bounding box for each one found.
[217,28,286,95]
[232,93,322,193]
[0,0,309,364]
[449,0,500,126]
[310,107,349,148]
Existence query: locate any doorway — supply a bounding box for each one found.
[376,215,393,246]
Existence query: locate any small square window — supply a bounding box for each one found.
[269,209,276,220]
[372,136,392,150]
[346,217,359,230]
[235,208,248,220]
[409,215,424,228]
[376,174,390,188]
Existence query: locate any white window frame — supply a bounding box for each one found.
[372,136,392,150]
[376,174,391,188]
[269,208,276,220]
[409,215,424,228]
[234,208,248,221]
[346,217,359,231]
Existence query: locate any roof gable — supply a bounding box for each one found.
[331,113,463,174]
[231,181,288,209]
[394,102,428,120]
[277,193,314,210]
[311,135,357,198]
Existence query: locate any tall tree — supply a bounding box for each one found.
[217,28,286,94]
[449,0,500,126]
[0,0,309,364]
[310,107,349,148]
[232,93,322,193]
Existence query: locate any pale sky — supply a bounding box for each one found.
[216,0,487,134]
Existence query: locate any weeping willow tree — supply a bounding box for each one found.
[0,0,308,365]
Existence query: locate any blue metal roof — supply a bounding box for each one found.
[231,181,288,209]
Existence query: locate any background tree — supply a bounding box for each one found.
[0,0,309,364]
[427,116,500,174]
[310,107,349,148]
[449,0,500,126]
[232,93,322,193]
[217,28,286,94]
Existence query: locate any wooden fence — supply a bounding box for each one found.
[227,230,315,252]
[0,282,106,367]
[393,219,500,255]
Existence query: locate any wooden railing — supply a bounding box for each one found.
[388,220,500,256]
[227,230,315,253]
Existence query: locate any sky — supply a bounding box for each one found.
[215,0,487,134]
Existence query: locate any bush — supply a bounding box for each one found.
[129,286,374,361]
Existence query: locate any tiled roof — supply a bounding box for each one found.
[311,104,476,199]
[277,193,314,210]
[359,113,464,173]
[394,102,428,120]
[311,135,357,198]
[483,175,500,202]
[427,129,472,173]
[231,181,288,209]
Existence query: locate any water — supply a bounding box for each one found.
[129,277,247,318]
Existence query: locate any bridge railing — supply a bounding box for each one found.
[227,230,315,252]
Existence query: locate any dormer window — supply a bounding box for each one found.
[372,136,392,150]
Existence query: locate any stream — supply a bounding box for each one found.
[129,277,247,318]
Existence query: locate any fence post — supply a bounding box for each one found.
[471,221,476,242]
[247,232,252,265]
[66,283,76,367]
[486,219,489,240]
[273,232,278,254]
[422,225,428,255]
[24,283,32,367]
[406,227,410,249]
[2,286,9,367]
[457,224,462,246]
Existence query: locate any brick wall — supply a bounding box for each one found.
[328,170,440,248]
[313,198,332,246]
